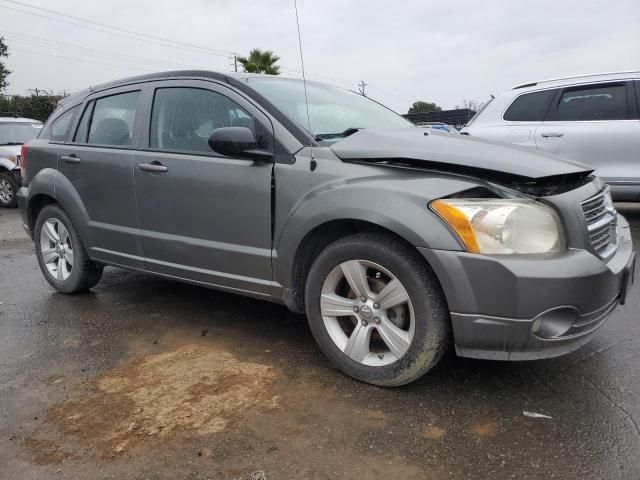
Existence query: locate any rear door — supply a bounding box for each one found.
[60,86,146,267]
[535,81,640,187]
[498,89,556,146]
[133,80,274,294]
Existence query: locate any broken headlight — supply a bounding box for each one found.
[430,199,565,254]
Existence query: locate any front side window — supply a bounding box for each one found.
[0,121,42,145]
[503,90,556,122]
[41,106,79,141]
[150,87,261,155]
[87,91,139,146]
[556,83,627,121]
[247,78,412,141]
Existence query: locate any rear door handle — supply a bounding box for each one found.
[137,162,168,173]
[540,132,564,138]
[60,154,81,163]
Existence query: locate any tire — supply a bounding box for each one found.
[0,171,18,208]
[34,204,103,293]
[305,232,450,386]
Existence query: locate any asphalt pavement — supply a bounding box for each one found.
[1,205,639,480]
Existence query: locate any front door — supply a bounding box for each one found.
[133,81,274,295]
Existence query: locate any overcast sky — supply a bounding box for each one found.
[1,0,639,112]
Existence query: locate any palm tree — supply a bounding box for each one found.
[237,49,281,75]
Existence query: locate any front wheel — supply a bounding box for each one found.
[0,172,18,208]
[305,233,450,386]
[34,204,103,293]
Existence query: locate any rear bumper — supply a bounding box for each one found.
[16,186,31,239]
[419,215,635,361]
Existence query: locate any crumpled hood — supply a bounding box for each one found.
[0,145,21,159]
[330,128,592,180]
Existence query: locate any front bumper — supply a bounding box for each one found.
[419,214,635,360]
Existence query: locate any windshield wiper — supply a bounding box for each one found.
[0,142,24,146]
[315,127,362,141]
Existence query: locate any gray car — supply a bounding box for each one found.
[17,71,635,386]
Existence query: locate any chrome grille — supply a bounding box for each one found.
[581,187,617,259]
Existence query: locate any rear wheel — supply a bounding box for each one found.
[0,172,18,208]
[305,233,450,386]
[35,204,103,293]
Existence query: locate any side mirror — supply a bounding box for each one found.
[207,127,273,161]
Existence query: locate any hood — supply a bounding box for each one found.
[330,128,592,182]
[0,144,21,159]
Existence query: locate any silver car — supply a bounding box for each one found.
[462,71,640,201]
[0,117,43,207]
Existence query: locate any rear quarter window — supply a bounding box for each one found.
[39,105,80,142]
[503,90,556,122]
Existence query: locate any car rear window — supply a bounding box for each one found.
[503,90,556,122]
[556,83,627,121]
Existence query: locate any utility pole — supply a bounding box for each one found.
[358,80,367,96]
[234,55,238,72]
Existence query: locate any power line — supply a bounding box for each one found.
[0,0,237,59]
[9,47,155,72]
[2,31,213,70]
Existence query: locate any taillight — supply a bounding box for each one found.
[20,144,28,178]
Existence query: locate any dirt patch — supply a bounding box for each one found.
[470,421,498,437]
[22,438,74,465]
[42,344,278,457]
[423,425,447,439]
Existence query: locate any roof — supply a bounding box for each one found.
[0,116,42,123]
[511,70,640,90]
[60,70,304,106]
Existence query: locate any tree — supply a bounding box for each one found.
[408,101,442,114]
[0,36,10,93]
[237,49,281,75]
[455,99,484,111]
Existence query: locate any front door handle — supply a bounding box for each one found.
[137,162,168,173]
[60,154,81,163]
[540,132,564,138]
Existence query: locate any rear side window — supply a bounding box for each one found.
[41,106,79,141]
[87,91,139,146]
[556,83,627,121]
[150,87,260,155]
[503,90,556,121]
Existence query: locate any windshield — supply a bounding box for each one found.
[0,122,42,145]
[247,78,412,141]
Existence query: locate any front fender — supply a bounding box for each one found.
[26,169,91,244]
[0,157,18,172]
[273,174,476,288]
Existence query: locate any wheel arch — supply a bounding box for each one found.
[26,169,91,243]
[281,217,450,314]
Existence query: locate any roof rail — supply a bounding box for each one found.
[511,70,640,90]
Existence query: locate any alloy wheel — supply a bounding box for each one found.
[0,178,13,203]
[320,259,415,366]
[39,218,74,281]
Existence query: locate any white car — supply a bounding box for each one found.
[0,117,43,207]
[462,71,640,201]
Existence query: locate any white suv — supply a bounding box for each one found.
[462,71,640,201]
[0,117,43,207]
